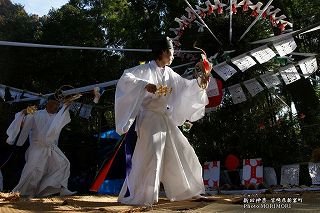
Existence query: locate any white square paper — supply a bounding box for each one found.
[250,45,276,64]
[260,73,281,88]
[228,84,246,104]
[273,36,297,57]
[231,55,256,72]
[213,62,238,81]
[308,162,320,185]
[243,79,264,97]
[280,164,300,186]
[279,65,301,85]
[298,57,318,77]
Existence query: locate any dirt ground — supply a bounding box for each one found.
[1,191,320,212]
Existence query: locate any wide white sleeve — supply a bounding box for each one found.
[115,68,149,135]
[171,75,209,126]
[6,112,34,146]
[46,105,71,145]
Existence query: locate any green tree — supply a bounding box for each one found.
[0,0,319,173]
[280,0,320,152]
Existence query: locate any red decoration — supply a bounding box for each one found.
[270,15,277,26]
[232,4,238,14]
[203,161,220,188]
[225,154,240,171]
[242,2,250,12]
[199,10,206,18]
[243,158,263,185]
[251,9,259,17]
[277,118,283,124]
[170,1,291,49]
[90,136,125,192]
[262,11,267,19]
[207,5,215,15]
[217,5,224,14]
[299,113,306,120]
[258,122,265,130]
[279,22,287,32]
[203,57,211,74]
[206,78,223,108]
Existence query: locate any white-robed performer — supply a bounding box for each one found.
[6,95,76,197]
[115,37,209,205]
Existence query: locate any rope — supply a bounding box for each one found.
[0,40,201,53]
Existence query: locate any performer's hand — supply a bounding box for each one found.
[145,84,157,94]
[63,98,74,108]
[22,106,37,115]
[21,109,28,115]
[200,76,209,89]
[64,101,72,107]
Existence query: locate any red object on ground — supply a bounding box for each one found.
[225,154,240,171]
[90,136,125,192]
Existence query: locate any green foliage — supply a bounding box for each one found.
[0,0,319,170]
[177,0,320,166]
[187,90,304,167]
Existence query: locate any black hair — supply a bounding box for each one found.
[151,36,174,60]
[47,94,59,102]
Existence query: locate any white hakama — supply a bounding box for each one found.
[6,106,71,197]
[116,61,208,205]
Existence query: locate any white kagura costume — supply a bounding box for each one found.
[6,106,71,196]
[115,61,208,205]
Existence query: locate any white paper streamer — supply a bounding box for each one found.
[279,64,301,85]
[243,79,264,97]
[70,102,82,113]
[79,104,93,119]
[23,93,38,98]
[10,90,21,100]
[228,84,247,104]
[239,0,274,41]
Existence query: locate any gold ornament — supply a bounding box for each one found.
[155,85,173,96]
[26,105,37,114]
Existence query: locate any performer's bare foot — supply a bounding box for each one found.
[60,188,77,196]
